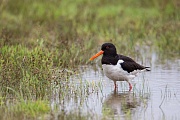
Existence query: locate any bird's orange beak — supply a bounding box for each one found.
[89,50,104,61]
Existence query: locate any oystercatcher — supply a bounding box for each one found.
[90,43,150,91]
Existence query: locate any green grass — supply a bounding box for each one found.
[0,0,179,119]
[0,44,53,98]
[0,100,50,120]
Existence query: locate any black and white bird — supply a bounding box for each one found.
[90,43,150,91]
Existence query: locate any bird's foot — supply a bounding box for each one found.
[114,88,118,94]
[129,83,132,91]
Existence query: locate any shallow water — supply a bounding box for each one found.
[52,52,180,120]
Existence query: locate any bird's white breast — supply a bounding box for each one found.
[102,60,129,81]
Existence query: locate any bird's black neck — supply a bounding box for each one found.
[101,54,119,65]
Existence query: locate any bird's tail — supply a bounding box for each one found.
[145,67,151,71]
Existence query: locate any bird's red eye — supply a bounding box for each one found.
[106,46,109,49]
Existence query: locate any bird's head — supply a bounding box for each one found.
[89,43,117,61]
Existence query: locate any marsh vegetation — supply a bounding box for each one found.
[0,0,179,119]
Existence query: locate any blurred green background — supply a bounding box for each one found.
[1,0,179,55]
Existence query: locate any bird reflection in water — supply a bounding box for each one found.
[103,90,141,117]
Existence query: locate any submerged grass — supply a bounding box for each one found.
[0,0,179,119]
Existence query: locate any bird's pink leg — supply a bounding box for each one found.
[127,81,132,91]
[114,81,118,90]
